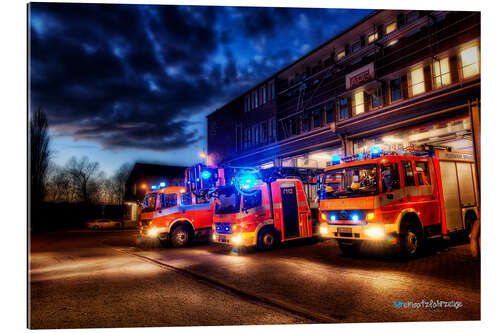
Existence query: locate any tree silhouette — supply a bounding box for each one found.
[29,107,51,230]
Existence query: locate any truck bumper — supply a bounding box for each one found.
[212,232,256,247]
[321,223,398,244]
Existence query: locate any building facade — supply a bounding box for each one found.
[207,10,480,171]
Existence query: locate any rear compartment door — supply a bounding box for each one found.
[280,182,300,239]
[439,161,463,232]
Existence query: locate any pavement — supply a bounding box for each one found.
[29,229,480,329]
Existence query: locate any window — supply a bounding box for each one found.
[195,196,209,204]
[270,81,275,99]
[254,126,259,146]
[180,192,192,205]
[261,122,267,144]
[262,86,267,104]
[326,103,334,123]
[460,45,480,79]
[246,128,252,148]
[243,190,262,210]
[254,90,259,108]
[352,41,361,53]
[271,119,276,139]
[406,11,419,24]
[353,91,364,115]
[371,89,382,109]
[415,161,431,185]
[433,57,451,88]
[401,160,415,186]
[302,113,310,132]
[246,95,251,112]
[313,109,321,128]
[386,21,397,34]
[337,50,345,61]
[390,78,402,102]
[381,163,400,193]
[368,32,378,44]
[339,97,349,120]
[410,67,425,96]
[160,193,178,209]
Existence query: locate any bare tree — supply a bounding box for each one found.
[112,163,132,206]
[29,107,51,204]
[65,156,101,204]
[46,163,72,202]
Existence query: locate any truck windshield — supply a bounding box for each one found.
[214,187,241,214]
[323,164,378,198]
[143,193,157,212]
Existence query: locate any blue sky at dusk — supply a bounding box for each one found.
[29,3,373,175]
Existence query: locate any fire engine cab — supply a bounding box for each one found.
[318,146,478,257]
[139,164,217,248]
[212,167,321,250]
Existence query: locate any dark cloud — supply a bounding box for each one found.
[29,3,372,152]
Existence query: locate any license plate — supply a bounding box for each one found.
[338,227,352,234]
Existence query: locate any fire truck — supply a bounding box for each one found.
[211,167,322,250]
[139,164,217,248]
[318,146,479,257]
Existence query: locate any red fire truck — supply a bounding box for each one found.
[139,164,217,247]
[211,167,321,250]
[318,146,479,257]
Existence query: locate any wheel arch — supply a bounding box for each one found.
[255,219,278,239]
[396,209,424,237]
[168,218,195,236]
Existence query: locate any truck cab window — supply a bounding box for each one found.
[180,192,192,205]
[415,161,431,185]
[161,193,178,209]
[402,160,415,186]
[243,190,262,210]
[381,163,401,193]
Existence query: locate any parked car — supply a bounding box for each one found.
[86,219,123,230]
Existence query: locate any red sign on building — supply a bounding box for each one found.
[346,63,374,90]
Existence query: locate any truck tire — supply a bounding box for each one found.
[399,223,421,258]
[257,228,277,251]
[171,225,190,248]
[337,240,361,256]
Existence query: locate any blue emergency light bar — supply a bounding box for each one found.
[201,170,212,180]
[151,185,157,190]
[371,146,382,157]
[332,155,341,165]
[160,182,166,187]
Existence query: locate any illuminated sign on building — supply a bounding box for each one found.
[346,63,375,90]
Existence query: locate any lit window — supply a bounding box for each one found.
[386,22,397,34]
[460,46,480,79]
[254,90,259,108]
[433,57,451,88]
[410,67,425,96]
[262,86,267,104]
[368,32,378,44]
[337,50,345,61]
[353,91,365,115]
[246,95,251,112]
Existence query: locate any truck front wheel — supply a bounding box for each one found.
[257,229,277,250]
[171,225,190,248]
[337,240,361,256]
[399,223,421,258]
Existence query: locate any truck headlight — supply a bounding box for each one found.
[148,228,159,237]
[232,234,242,245]
[366,226,384,239]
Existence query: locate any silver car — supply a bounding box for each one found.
[86,219,123,230]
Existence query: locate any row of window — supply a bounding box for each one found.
[157,192,209,210]
[336,11,421,62]
[338,44,479,121]
[245,80,276,112]
[243,119,277,149]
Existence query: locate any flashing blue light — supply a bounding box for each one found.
[201,170,211,180]
[160,182,166,187]
[188,181,191,184]
[352,214,359,222]
[196,178,200,182]
[332,155,341,165]
[151,185,157,190]
[371,146,381,156]
[330,215,336,222]
[358,152,363,159]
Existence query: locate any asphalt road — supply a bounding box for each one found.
[29,229,480,328]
